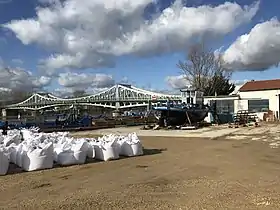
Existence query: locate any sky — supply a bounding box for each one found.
[0,0,279,97]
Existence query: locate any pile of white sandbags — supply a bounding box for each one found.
[0,127,143,175]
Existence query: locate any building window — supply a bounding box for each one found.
[210,100,234,114]
[248,99,269,112]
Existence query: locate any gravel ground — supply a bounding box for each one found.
[1,124,280,209]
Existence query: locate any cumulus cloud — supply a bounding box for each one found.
[38,0,60,4]
[223,18,280,70]
[3,0,259,71]
[57,72,115,93]
[165,75,190,89]
[166,75,248,91]
[0,59,51,91]
[53,87,110,97]
[0,68,51,91]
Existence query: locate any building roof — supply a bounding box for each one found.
[204,95,239,99]
[239,79,280,92]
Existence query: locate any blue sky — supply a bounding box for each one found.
[0,0,279,95]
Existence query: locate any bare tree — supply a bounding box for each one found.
[177,43,235,96]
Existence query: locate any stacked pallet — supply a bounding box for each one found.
[229,110,258,128]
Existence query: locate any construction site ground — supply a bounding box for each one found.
[1,123,280,209]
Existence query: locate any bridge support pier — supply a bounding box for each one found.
[112,101,121,117]
[1,109,6,120]
[147,100,152,111]
[31,111,36,117]
[112,110,121,117]
[31,111,38,122]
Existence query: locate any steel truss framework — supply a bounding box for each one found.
[4,84,181,111]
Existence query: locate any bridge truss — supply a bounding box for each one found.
[4,84,181,111]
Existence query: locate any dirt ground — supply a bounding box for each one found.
[1,124,280,209]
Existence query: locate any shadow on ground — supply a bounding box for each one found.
[6,148,166,175]
[143,148,167,156]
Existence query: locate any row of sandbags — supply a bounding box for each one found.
[0,128,143,175]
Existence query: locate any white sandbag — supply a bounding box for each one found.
[73,150,87,164]
[56,151,76,165]
[0,150,9,175]
[120,141,143,157]
[0,135,4,144]
[114,133,143,157]
[4,144,17,163]
[86,144,95,158]
[53,140,71,162]
[56,150,87,165]
[15,144,25,167]
[93,135,120,161]
[20,129,33,141]
[94,144,119,161]
[10,146,17,164]
[72,141,88,164]
[56,141,88,165]
[3,134,21,147]
[84,139,96,158]
[53,148,61,162]
[22,142,54,172]
[120,133,143,156]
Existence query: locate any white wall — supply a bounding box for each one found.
[234,99,248,111]
[239,89,280,113]
[202,90,280,119]
[203,96,239,105]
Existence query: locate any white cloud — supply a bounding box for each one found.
[3,0,259,71]
[32,76,52,87]
[165,75,190,89]
[229,79,248,95]
[120,76,129,84]
[0,57,4,68]
[0,65,51,91]
[223,18,280,70]
[53,87,109,97]
[38,0,60,4]
[57,72,115,92]
[166,75,248,91]
[231,79,249,86]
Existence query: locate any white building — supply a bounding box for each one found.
[203,79,280,120]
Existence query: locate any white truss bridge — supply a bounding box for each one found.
[4,84,181,111]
